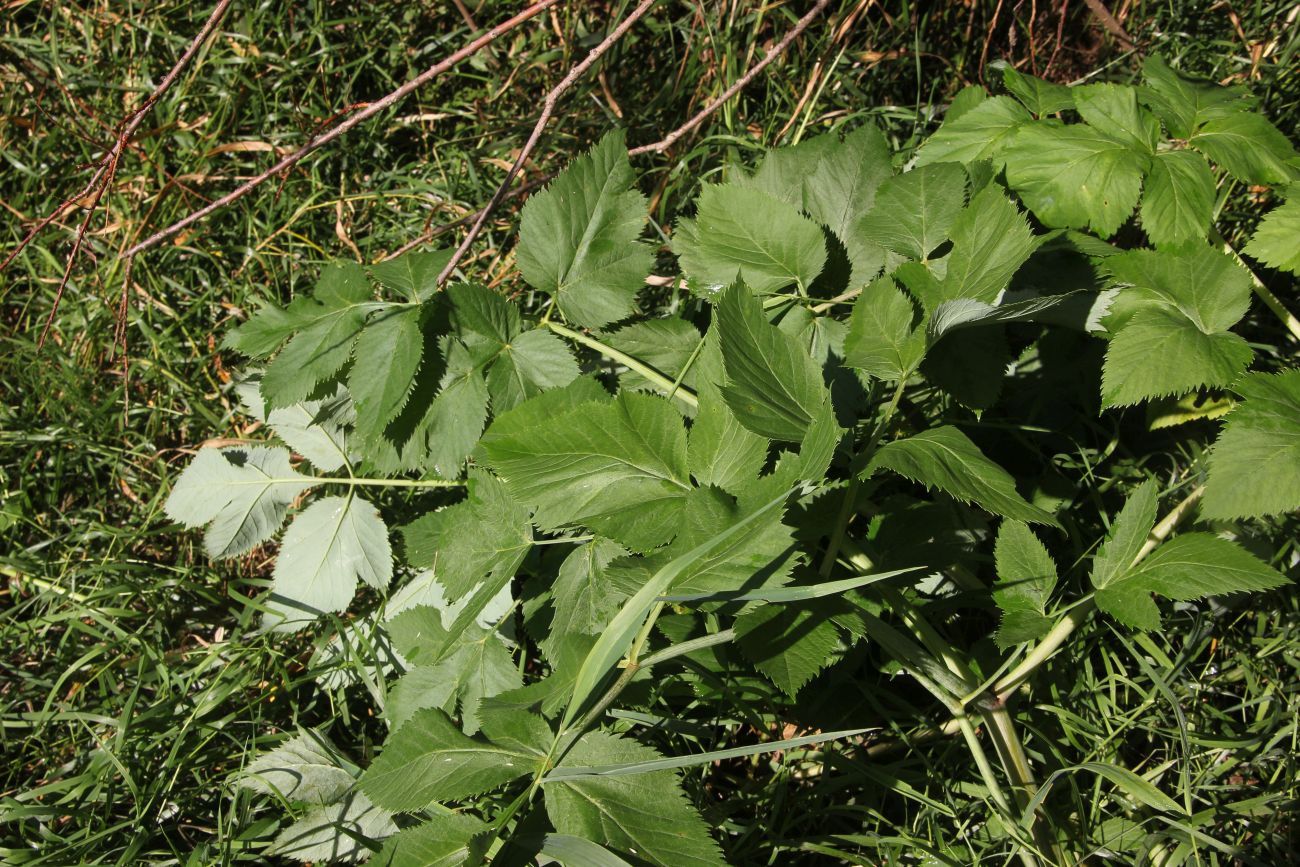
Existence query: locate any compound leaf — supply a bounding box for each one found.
[517,130,652,328]
[673,184,827,295]
[267,495,392,628]
[165,446,314,559]
[1140,150,1215,248]
[858,162,967,261]
[915,95,1031,168]
[1190,113,1299,185]
[350,307,425,440]
[1244,187,1300,275]
[844,276,924,381]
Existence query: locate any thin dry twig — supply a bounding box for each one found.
[5,0,235,347]
[1081,0,1137,51]
[435,0,661,287]
[121,0,560,260]
[627,0,834,156]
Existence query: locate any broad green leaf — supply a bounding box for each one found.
[1140,54,1251,139]
[1101,308,1252,407]
[739,134,839,204]
[1139,150,1215,248]
[487,329,581,413]
[802,124,894,238]
[1100,247,1254,406]
[1096,534,1287,631]
[992,521,1058,647]
[423,341,491,478]
[1244,186,1300,275]
[866,426,1059,526]
[858,162,967,261]
[1090,480,1159,592]
[736,600,842,695]
[543,538,629,653]
[1073,83,1159,154]
[481,392,691,552]
[267,495,392,627]
[673,184,827,294]
[844,276,924,381]
[560,489,790,729]
[926,291,1086,342]
[446,281,521,346]
[604,318,703,395]
[1001,65,1074,115]
[390,626,522,734]
[267,790,397,864]
[535,835,636,867]
[371,249,453,303]
[516,130,652,328]
[543,732,724,867]
[1203,371,1300,520]
[238,730,356,805]
[917,324,1010,411]
[375,813,490,867]
[350,307,424,439]
[165,446,314,558]
[1189,112,1298,185]
[607,485,798,602]
[910,186,1040,311]
[1005,122,1147,237]
[400,470,532,600]
[687,379,769,494]
[359,708,541,811]
[715,283,832,442]
[225,261,376,360]
[239,378,354,472]
[947,84,989,121]
[915,96,1031,168]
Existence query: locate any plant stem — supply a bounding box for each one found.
[545,320,699,408]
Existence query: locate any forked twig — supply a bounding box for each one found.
[434,0,661,287]
[627,0,834,156]
[121,0,560,260]
[6,0,235,345]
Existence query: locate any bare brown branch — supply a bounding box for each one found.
[121,0,561,260]
[627,0,834,156]
[434,0,662,288]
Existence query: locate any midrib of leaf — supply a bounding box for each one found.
[299,493,354,593]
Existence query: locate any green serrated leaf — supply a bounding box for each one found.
[481,392,691,552]
[543,732,724,867]
[239,378,354,472]
[266,495,392,628]
[487,329,580,414]
[359,708,540,811]
[867,426,1059,526]
[1101,309,1252,408]
[1139,150,1215,248]
[1140,54,1251,139]
[674,184,827,294]
[736,601,841,696]
[267,790,397,864]
[375,812,490,867]
[715,283,832,442]
[517,130,652,328]
[543,538,629,652]
[371,249,453,303]
[802,124,894,242]
[604,318,703,395]
[1189,112,1299,185]
[1203,371,1300,520]
[1005,122,1147,237]
[1096,533,1287,630]
[1001,65,1075,115]
[165,446,314,558]
[992,521,1058,647]
[915,96,1031,168]
[1074,83,1159,154]
[1244,186,1300,275]
[238,730,356,805]
[844,276,924,381]
[350,307,424,438]
[687,378,770,494]
[858,162,967,261]
[1090,481,1159,592]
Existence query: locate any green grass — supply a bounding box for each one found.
[3,0,1299,864]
